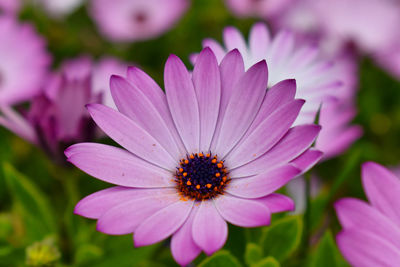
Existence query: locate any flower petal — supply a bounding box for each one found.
[134,200,194,247]
[110,75,181,157]
[87,104,176,169]
[362,162,400,225]
[66,143,174,188]
[230,124,321,177]
[192,200,228,255]
[249,22,271,62]
[335,198,400,248]
[337,229,400,267]
[227,165,300,198]
[96,192,179,235]
[223,26,248,55]
[171,205,201,266]
[202,38,226,62]
[215,60,268,158]
[165,54,200,153]
[214,194,270,227]
[126,66,186,155]
[210,49,245,152]
[255,193,295,213]
[226,99,304,168]
[192,48,221,152]
[290,149,323,174]
[74,186,175,219]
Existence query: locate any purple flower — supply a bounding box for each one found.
[335,162,400,266]
[66,48,322,265]
[223,0,294,20]
[0,16,50,105]
[0,0,20,15]
[0,57,127,162]
[89,0,189,42]
[193,23,361,158]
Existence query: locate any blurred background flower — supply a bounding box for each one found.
[0,0,400,266]
[89,0,189,42]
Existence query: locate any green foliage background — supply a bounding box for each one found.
[1,0,400,266]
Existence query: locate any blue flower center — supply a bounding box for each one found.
[175,153,230,200]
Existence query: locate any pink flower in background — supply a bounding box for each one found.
[274,0,400,56]
[315,51,362,159]
[90,0,189,42]
[194,23,361,157]
[0,0,20,15]
[66,48,322,265]
[35,0,85,17]
[335,162,400,266]
[224,0,294,19]
[0,57,127,161]
[0,16,50,105]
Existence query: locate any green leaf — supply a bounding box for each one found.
[260,216,302,262]
[252,257,280,267]
[3,163,56,241]
[245,243,262,266]
[311,231,337,267]
[199,250,242,267]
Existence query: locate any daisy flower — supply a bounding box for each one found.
[335,162,400,266]
[66,48,322,265]
[0,16,50,105]
[89,0,189,42]
[0,56,127,161]
[194,23,361,157]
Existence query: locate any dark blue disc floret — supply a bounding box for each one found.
[175,152,230,200]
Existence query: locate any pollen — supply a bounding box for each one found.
[175,152,231,201]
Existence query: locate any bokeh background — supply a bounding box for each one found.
[1,0,400,266]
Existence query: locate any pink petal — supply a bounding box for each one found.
[87,104,176,169]
[192,48,221,152]
[74,186,175,219]
[210,49,245,152]
[230,124,321,177]
[126,66,186,154]
[171,205,201,266]
[134,200,194,247]
[362,162,400,225]
[255,193,295,213]
[110,75,181,157]
[335,198,400,248]
[192,200,228,255]
[164,54,200,153]
[226,165,300,198]
[214,195,270,227]
[96,192,179,235]
[249,22,271,62]
[226,99,304,168]
[214,60,268,158]
[290,149,323,174]
[202,38,226,62]
[337,229,400,267]
[223,26,248,55]
[66,143,174,188]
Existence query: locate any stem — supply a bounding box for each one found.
[302,171,312,256]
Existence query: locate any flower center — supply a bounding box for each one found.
[175,153,230,201]
[132,11,147,24]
